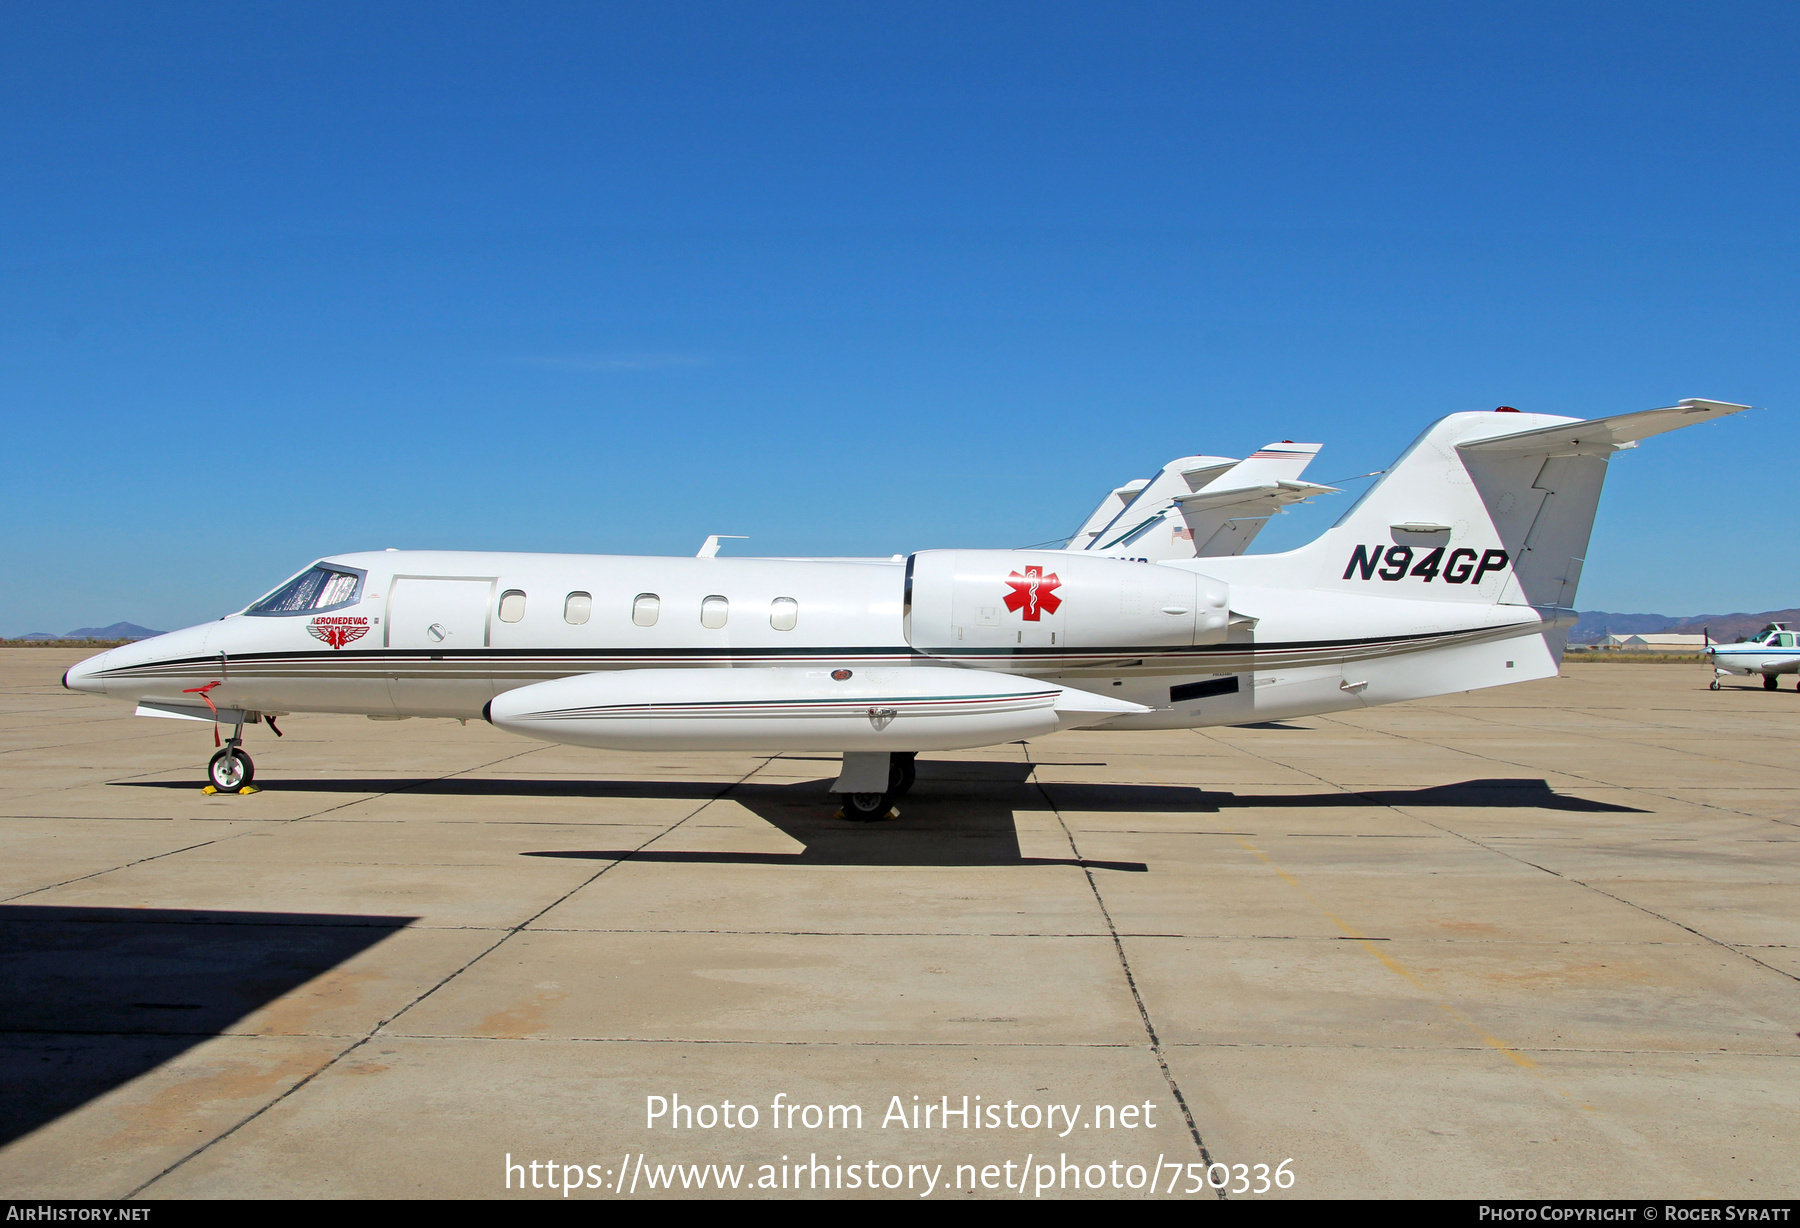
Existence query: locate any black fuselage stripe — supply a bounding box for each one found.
[95,623,1538,678]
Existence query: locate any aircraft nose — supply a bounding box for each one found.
[63,650,111,696]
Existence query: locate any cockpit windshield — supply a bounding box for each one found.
[246,565,365,616]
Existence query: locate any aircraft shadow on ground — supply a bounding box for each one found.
[111,766,1642,873]
[518,767,1643,871]
[0,905,414,1147]
[111,763,1638,815]
[523,762,1149,871]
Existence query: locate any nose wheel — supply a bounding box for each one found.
[208,746,254,790]
[200,712,278,792]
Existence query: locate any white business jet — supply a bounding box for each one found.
[64,399,1745,818]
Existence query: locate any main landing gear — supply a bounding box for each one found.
[840,752,918,822]
[1765,674,1780,692]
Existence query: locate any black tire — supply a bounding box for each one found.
[890,752,918,796]
[843,790,896,821]
[1765,674,1779,691]
[1710,679,1720,691]
[208,748,254,790]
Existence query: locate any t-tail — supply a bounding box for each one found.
[1071,441,1331,562]
[1170,399,1747,721]
[1295,400,1745,616]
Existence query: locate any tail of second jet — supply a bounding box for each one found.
[1070,442,1332,562]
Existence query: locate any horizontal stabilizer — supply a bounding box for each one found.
[1458,399,1748,456]
[1177,461,1237,487]
[1173,479,1338,513]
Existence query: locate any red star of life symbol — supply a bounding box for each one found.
[1003,566,1063,622]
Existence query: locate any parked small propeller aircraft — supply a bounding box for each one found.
[1707,622,1800,690]
[65,398,1745,817]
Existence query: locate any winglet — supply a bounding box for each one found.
[697,535,748,558]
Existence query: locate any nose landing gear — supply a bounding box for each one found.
[200,714,281,793]
[203,716,257,792]
[208,740,254,790]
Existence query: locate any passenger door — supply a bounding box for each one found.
[386,577,495,650]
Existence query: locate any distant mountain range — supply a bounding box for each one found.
[14,623,164,641]
[1570,609,1800,644]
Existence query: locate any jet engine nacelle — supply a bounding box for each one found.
[904,550,1229,653]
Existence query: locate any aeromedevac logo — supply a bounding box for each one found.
[1003,566,1063,622]
[308,616,370,649]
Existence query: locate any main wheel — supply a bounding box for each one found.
[1710,679,1720,690]
[1765,674,1779,691]
[843,790,897,821]
[890,752,918,796]
[208,748,254,790]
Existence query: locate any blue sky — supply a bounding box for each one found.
[3,2,1795,634]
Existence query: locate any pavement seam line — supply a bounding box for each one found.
[1203,727,1737,1197]
[1024,742,1225,1201]
[1305,714,1800,985]
[122,753,779,1199]
[1328,705,1800,831]
[0,746,553,905]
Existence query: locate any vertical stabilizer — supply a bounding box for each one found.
[1077,454,1237,560]
[1078,443,1327,562]
[1176,442,1330,558]
[1066,479,1150,550]
[1281,400,1745,609]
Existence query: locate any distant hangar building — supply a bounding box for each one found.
[1599,633,1709,650]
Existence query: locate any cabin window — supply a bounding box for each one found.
[245,564,365,616]
[770,597,799,631]
[701,595,729,629]
[1780,633,1796,649]
[498,590,527,623]
[564,592,592,625]
[632,594,660,627]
